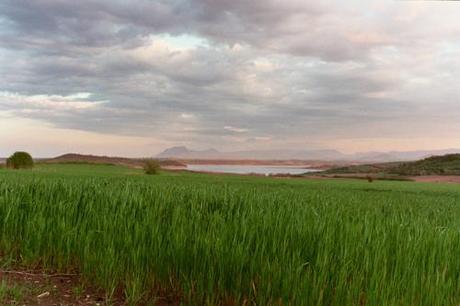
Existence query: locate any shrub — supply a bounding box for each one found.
[6,151,34,169]
[143,159,160,175]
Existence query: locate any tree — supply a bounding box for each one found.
[6,151,34,169]
[143,159,160,175]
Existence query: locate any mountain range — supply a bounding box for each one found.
[157,146,460,162]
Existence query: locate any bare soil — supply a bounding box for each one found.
[0,269,119,306]
[0,268,180,306]
[312,173,460,184]
[411,175,460,183]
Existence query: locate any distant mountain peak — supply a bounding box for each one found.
[156,146,346,160]
[157,146,460,162]
[158,146,190,156]
[157,146,222,158]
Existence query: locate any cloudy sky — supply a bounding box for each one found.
[1,0,460,157]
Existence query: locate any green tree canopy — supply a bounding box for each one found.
[6,152,34,169]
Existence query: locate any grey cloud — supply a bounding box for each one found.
[0,0,383,61]
[1,0,460,151]
[1,0,457,61]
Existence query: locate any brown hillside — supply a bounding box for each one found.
[44,154,185,169]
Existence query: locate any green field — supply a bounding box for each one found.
[1,164,460,305]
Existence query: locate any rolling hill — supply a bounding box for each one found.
[319,154,460,177]
[43,154,185,168]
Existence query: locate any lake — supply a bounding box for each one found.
[186,164,319,175]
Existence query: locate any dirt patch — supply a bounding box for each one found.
[0,269,121,306]
[309,173,412,182]
[411,176,460,183]
[0,268,184,306]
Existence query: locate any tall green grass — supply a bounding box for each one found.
[1,165,460,304]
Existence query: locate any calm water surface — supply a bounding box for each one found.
[186,164,319,175]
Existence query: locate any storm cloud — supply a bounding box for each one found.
[1,0,460,156]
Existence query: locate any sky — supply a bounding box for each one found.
[1,0,460,157]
